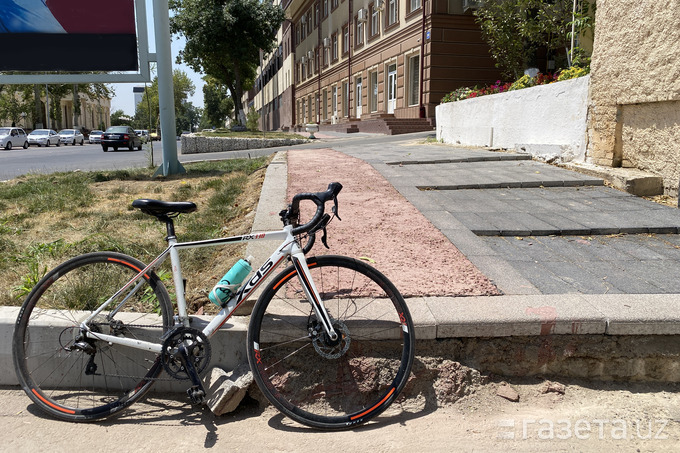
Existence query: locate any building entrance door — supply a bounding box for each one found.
[387,64,397,114]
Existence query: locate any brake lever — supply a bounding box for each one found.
[321,227,329,249]
[332,197,341,221]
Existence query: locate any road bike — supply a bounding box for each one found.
[12,182,415,430]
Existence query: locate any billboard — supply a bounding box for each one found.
[0,0,138,72]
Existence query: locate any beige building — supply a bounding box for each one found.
[246,0,501,133]
[1,91,111,132]
[587,0,680,195]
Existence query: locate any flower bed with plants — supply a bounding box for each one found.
[441,67,589,104]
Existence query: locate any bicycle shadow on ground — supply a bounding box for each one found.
[22,392,268,449]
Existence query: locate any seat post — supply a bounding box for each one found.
[161,216,177,242]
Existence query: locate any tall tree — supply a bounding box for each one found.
[169,0,285,126]
[475,0,595,79]
[202,78,234,128]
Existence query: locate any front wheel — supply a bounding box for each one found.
[247,255,415,430]
[13,251,173,421]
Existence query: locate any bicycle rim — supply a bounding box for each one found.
[248,255,415,429]
[12,252,173,421]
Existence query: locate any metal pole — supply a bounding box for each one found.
[45,84,50,129]
[153,0,185,176]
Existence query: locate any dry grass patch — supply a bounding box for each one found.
[0,156,271,315]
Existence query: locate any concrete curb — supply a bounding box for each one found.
[3,146,679,388]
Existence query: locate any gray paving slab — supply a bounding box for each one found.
[323,135,680,336]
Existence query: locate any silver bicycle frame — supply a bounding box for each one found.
[82,224,337,352]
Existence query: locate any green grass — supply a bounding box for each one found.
[0,156,270,307]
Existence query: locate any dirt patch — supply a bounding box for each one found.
[286,148,499,298]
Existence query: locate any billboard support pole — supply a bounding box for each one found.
[152,0,185,177]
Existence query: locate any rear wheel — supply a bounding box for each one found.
[5,141,12,150]
[248,255,415,430]
[102,145,108,152]
[23,141,28,149]
[56,141,60,147]
[13,251,173,421]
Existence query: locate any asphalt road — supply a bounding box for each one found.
[0,140,279,181]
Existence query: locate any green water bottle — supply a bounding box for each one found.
[209,256,253,307]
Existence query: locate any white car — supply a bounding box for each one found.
[58,129,85,145]
[134,129,150,143]
[88,130,103,144]
[0,127,29,149]
[27,129,61,147]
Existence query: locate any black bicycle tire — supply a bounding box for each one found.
[247,255,415,430]
[12,251,173,421]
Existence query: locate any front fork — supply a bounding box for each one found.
[289,247,338,341]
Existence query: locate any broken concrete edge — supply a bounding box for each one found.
[203,364,256,416]
[562,162,664,196]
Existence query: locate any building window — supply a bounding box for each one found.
[315,3,319,28]
[409,0,421,13]
[369,4,379,38]
[332,33,338,61]
[356,17,364,46]
[324,45,329,66]
[387,0,398,27]
[332,86,338,116]
[342,24,350,55]
[332,0,339,11]
[369,71,378,112]
[323,0,329,17]
[408,55,420,106]
[323,89,328,120]
[343,81,349,117]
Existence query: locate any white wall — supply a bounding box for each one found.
[436,76,590,162]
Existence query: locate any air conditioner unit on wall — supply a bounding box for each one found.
[357,9,368,22]
[463,0,483,12]
[323,37,331,48]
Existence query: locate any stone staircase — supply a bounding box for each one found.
[320,115,434,135]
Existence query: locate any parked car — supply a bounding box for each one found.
[27,129,60,147]
[101,126,143,151]
[0,127,29,149]
[58,129,85,145]
[88,130,103,144]
[150,131,160,141]
[134,129,150,143]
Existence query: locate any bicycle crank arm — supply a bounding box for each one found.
[177,343,207,405]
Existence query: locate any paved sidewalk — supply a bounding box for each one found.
[290,131,680,336]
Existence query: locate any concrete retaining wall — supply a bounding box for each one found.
[436,76,590,163]
[180,135,307,155]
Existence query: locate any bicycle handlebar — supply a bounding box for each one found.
[286,182,343,236]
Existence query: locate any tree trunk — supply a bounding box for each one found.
[232,66,247,126]
[72,84,80,128]
[33,84,42,128]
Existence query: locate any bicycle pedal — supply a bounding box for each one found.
[187,385,206,405]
